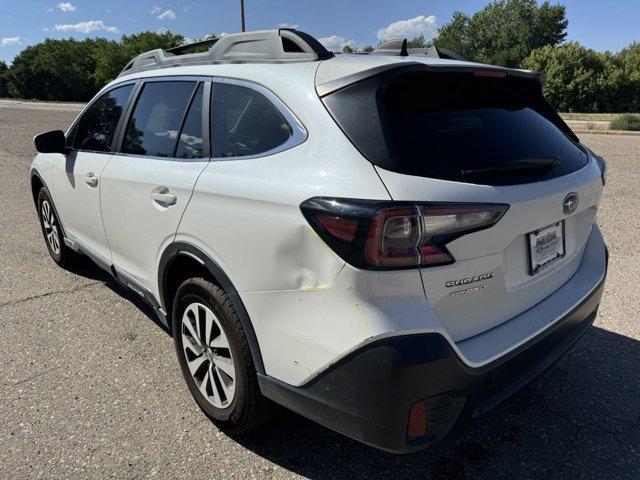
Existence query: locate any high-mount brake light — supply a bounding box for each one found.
[300,198,508,270]
[473,70,507,78]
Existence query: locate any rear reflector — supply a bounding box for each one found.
[407,401,428,439]
[300,197,508,270]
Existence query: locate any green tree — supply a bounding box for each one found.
[361,44,374,53]
[93,31,184,88]
[7,38,102,101]
[342,45,354,54]
[0,61,9,97]
[522,42,628,112]
[618,42,640,111]
[407,34,429,49]
[433,0,567,67]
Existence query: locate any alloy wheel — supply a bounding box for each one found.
[181,302,236,409]
[41,200,61,255]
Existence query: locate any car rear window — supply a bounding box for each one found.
[321,69,588,186]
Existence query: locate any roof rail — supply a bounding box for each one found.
[118,29,334,77]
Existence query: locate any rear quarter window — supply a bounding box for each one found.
[210,83,292,158]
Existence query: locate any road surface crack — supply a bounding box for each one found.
[0,281,101,309]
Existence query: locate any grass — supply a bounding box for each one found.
[561,112,640,132]
[560,113,621,122]
[610,114,640,131]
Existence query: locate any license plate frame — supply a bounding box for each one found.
[527,221,566,275]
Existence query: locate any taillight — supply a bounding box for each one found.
[300,198,508,270]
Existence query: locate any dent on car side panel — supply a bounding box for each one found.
[240,264,437,386]
[175,70,391,294]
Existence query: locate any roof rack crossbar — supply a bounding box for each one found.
[423,46,467,61]
[369,39,467,61]
[118,29,333,77]
[373,39,408,57]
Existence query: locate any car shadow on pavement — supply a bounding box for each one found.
[230,326,640,480]
[65,255,171,335]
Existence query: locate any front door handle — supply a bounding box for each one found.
[84,172,98,187]
[151,189,177,206]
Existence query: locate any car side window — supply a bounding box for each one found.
[210,83,292,158]
[73,84,133,152]
[175,83,204,159]
[122,81,197,158]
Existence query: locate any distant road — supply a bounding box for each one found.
[0,99,84,111]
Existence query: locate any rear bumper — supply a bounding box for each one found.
[258,247,608,453]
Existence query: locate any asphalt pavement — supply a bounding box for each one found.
[0,105,638,479]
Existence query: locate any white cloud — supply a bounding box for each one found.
[376,15,438,42]
[156,9,176,20]
[318,35,357,52]
[1,36,22,47]
[54,20,119,34]
[57,2,76,12]
[277,22,299,29]
[150,6,161,14]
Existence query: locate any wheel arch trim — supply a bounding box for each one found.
[158,242,265,374]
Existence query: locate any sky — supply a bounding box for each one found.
[1,0,639,64]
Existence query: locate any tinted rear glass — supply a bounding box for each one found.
[211,83,292,158]
[322,70,588,186]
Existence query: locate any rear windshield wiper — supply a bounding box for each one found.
[461,157,560,178]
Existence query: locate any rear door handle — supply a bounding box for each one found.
[151,190,177,206]
[84,172,98,187]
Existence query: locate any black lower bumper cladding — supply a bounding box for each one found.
[259,273,606,453]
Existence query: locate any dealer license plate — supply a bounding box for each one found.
[527,221,565,275]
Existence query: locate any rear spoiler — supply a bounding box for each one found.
[316,62,545,97]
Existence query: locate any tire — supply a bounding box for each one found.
[37,188,76,267]
[172,277,274,434]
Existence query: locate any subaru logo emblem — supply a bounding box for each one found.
[563,192,579,215]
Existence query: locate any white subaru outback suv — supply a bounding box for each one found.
[30,29,608,453]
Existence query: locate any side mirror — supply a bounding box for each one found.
[34,130,68,154]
